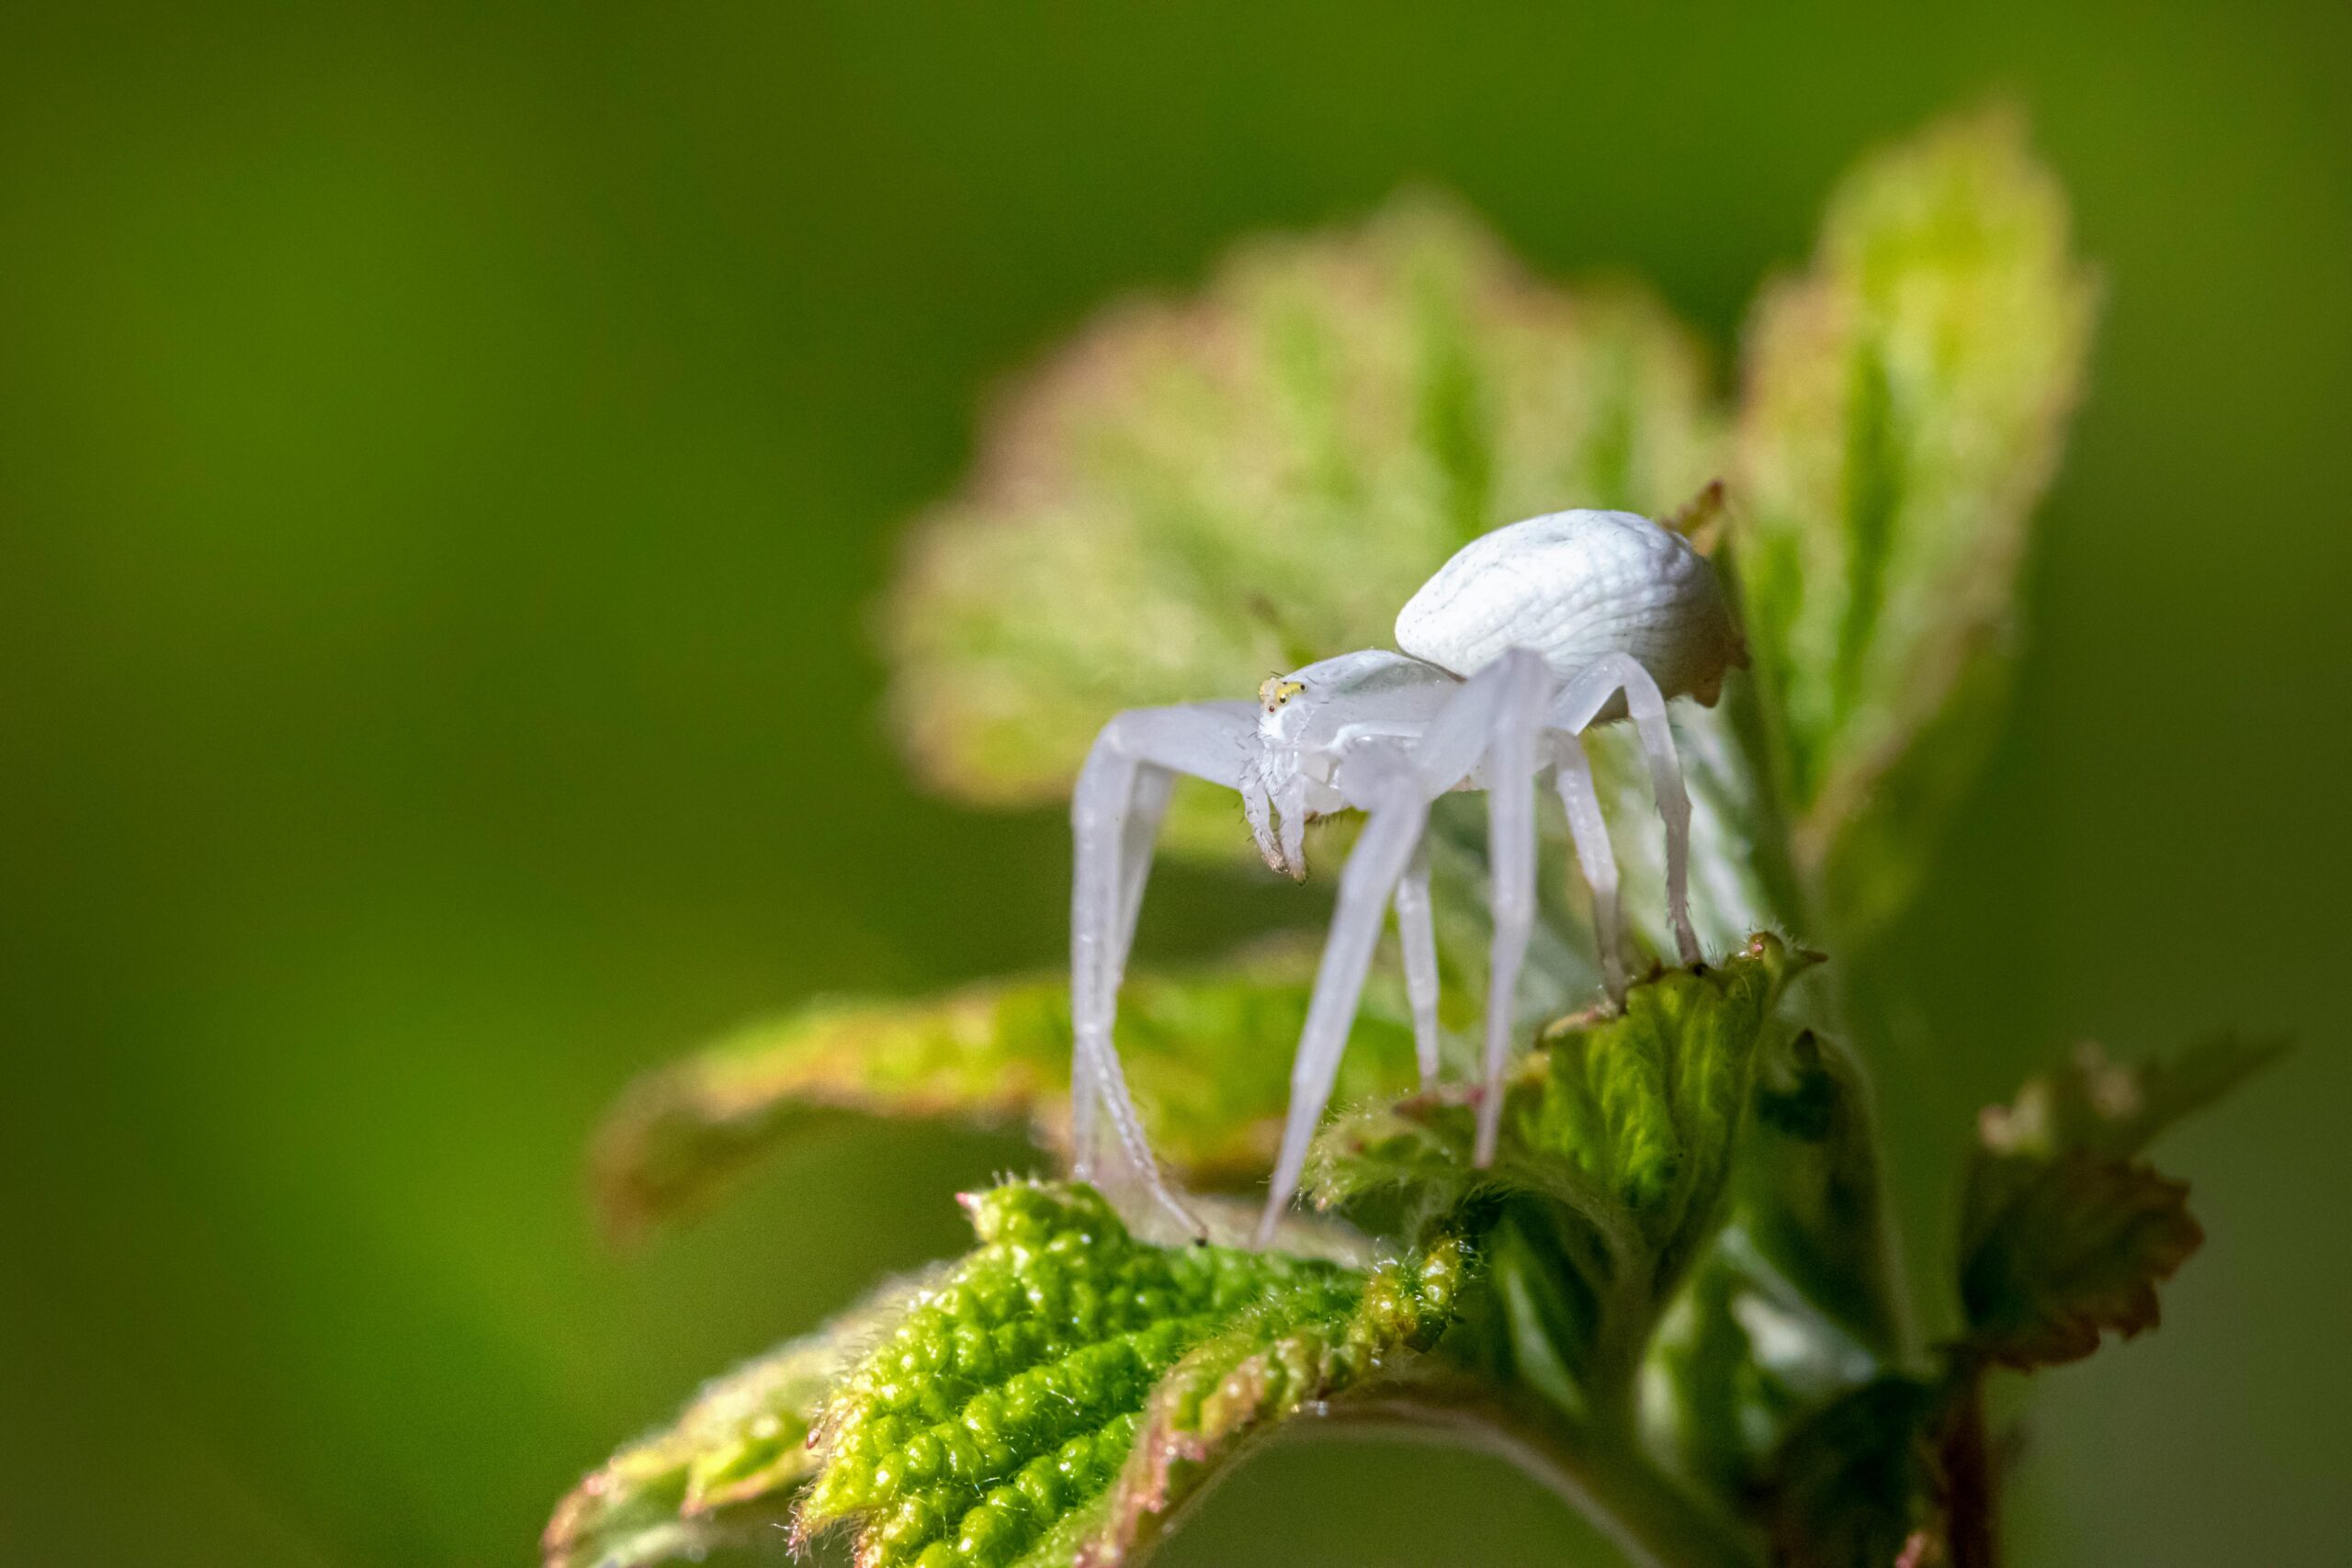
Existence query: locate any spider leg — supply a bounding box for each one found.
[1472,649,1555,1168]
[1550,732,1629,1001]
[1255,748,1430,1247]
[1070,702,1257,1236]
[1392,842,1442,1090]
[1274,775,1310,881]
[1255,649,1556,1236]
[1068,748,1159,1207]
[1114,767,1175,966]
[1069,760,1174,1213]
[1550,653,1702,966]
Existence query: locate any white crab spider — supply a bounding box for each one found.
[1068,508,1747,1245]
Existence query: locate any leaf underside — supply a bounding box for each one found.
[1314,936,1809,1237]
[1642,1026,1902,1498]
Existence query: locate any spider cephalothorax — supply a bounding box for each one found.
[1069,507,1745,1244]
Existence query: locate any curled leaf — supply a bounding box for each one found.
[594,948,1421,1236]
[1734,107,2098,935]
[1961,1153,2201,1370]
[885,195,1722,850]
[1730,1028,1904,1354]
[796,1181,1463,1568]
[1958,1036,2277,1371]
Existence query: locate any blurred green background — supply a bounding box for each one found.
[4,4,2346,1564]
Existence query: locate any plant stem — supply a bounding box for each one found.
[1941,1371,1997,1568]
[1331,1388,1765,1568]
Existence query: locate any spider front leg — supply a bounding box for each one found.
[1069,701,1258,1237]
[1069,761,1176,1160]
[1255,649,1557,1237]
[1551,652,1702,966]
[1254,747,1431,1246]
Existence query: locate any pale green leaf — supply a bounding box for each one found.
[593,947,1422,1236]
[885,195,1723,852]
[1734,107,2098,935]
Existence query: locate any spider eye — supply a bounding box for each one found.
[1258,675,1306,712]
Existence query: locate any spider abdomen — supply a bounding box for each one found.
[1393,509,1745,705]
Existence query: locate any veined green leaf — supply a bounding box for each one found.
[1310,934,1815,1412]
[885,195,1723,852]
[1735,108,2098,937]
[594,947,1422,1236]
[1312,936,1811,1251]
[795,1181,1464,1568]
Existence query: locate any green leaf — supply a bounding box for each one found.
[884,194,1723,853]
[1642,1028,1902,1496]
[1734,107,2098,937]
[544,1270,940,1568]
[1958,1037,2279,1370]
[1310,934,1815,1411]
[1313,935,1811,1252]
[594,947,1422,1236]
[794,1181,1464,1568]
